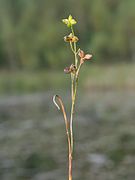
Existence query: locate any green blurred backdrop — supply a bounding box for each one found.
[0,0,135,180]
[0,0,135,70]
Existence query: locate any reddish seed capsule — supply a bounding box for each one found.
[78,50,85,59]
[78,49,92,64]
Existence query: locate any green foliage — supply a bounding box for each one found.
[0,0,135,70]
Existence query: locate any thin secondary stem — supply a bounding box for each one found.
[76,63,81,78]
[71,73,74,101]
[70,63,81,153]
[74,52,77,67]
[53,95,72,180]
[70,42,74,53]
[70,87,75,153]
[71,25,78,67]
[74,44,77,67]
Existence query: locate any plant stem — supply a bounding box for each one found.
[71,73,74,101]
[71,25,78,67]
[71,26,74,36]
[69,151,72,180]
[70,42,74,53]
[70,86,75,153]
[68,25,81,180]
[69,79,76,180]
[74,45,77,67]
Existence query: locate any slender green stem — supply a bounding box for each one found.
[70,42,74,53]
[71,25,78,67]
[70,77,77,152]
[74,51,78,68]
[70,25,80,154]
[70,92,75,152]
[68,25,81,180]
[71,26,74,36]
[76,63,81,78]
[71,73,74,101]
[70,63,82,153]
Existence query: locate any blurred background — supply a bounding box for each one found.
[0,0,135,179]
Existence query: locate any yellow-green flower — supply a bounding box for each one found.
[62,15,77,27]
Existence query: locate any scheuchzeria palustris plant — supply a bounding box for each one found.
[53,15,92,180]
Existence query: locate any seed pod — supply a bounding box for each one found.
[78,49,92,64]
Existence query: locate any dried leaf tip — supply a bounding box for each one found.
[53,95,60,110]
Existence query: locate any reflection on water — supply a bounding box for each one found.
[0,91,135,180]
